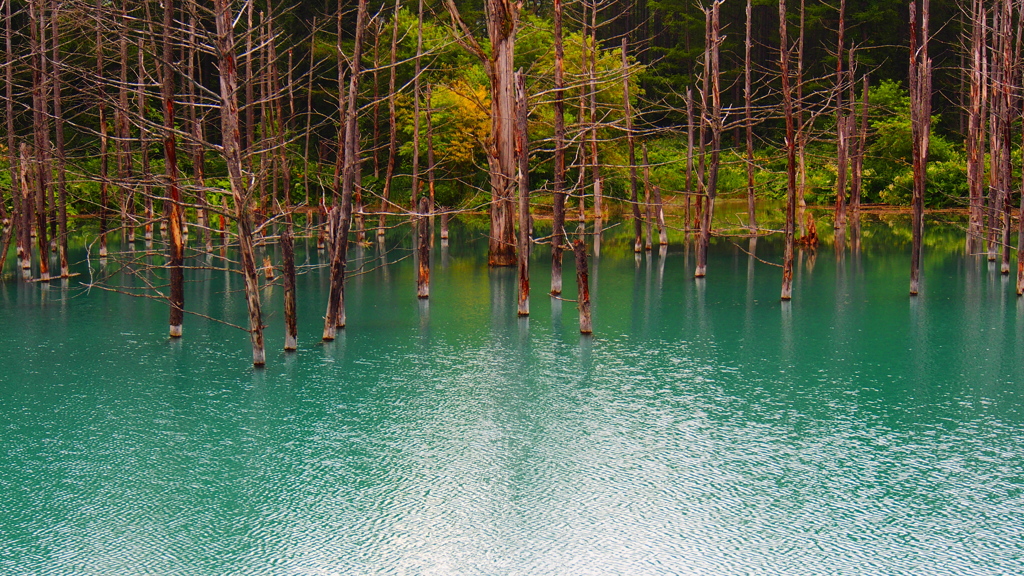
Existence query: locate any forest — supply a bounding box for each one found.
[1,0,1023,365]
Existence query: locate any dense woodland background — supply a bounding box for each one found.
[2,0,1022,364]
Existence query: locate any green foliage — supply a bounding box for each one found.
[863,80,965,207]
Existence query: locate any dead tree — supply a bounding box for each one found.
[282,220,297,350]
[417,197,430,298]
[909,0,931,296]
[214,0,266,365]
[552,0,566,295]
[621,38,641,253]
[834,0,849,248]
[516,69,529,316]
[966,0,985,255]
[323,0,367,340]
[695,1,722,278]
[586,0,602,217]
[6,0,26,275]
[444,0,520,266]
[379,0,401,235]
[744,0,756,232]
[162,0,185,337]
[51,0,67,276]
[411,0,423,207]
[97,0,109,259]
[30,0,49,280]
[573,237,592,334]
[780,0,796,300]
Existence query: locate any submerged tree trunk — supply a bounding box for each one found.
[516,70,530,316]
[323,0,366,339]
[696,2,722,278]
[573,238,592,335]
[909,0,931,296]
[444,0,519,266]
[780,0,796,300]
[744,0,756,231]
[379,0,401,235]
[622,38,641,253]
[417,197,430,298]
[966,0,985,255]
[215,0,265,366]
[30,0,49,281]
[51,0,67,276]
[834,0,849,248]
[162,0,184,337]
[282,220,297,350]
[551,0,566,295]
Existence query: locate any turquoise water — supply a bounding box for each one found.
[2,219,1023,575]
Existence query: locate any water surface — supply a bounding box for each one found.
[2,219,1023,575]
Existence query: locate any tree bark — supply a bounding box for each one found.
[379,0,401,235]
[515,69,530,316]
[443,0,520,267]
[162,0,184,336]
[744,0,756,232]
[696,2,722,278]
[215,0,266,366]
[323,0,366,339]
[622,38,641,253]
[551,0,566,295]
[30,0,49,280]
[780,0,796,300]
[573,238,592,335]
[966,0,985,255]
[909,0,931,296]
[282,220,297,350]
[51,0,67,276]
[417,196,430,298]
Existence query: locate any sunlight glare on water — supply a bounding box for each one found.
[2,219,1023,575]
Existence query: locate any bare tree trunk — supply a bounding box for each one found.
[323,0,366,339]
[411,0,423,207]
[621,38,641,253]
[416,196,430,298]
[642,142,653,250]
[97,0,110,258]
[379,0,401,235]
[909,0,931,296]
[50,0,66,275]
[795,0,807,237]
[138,38,153,244]
[444,0,520,267]
[587,1,602,217]
[6,0,26,275]
[780,0,796,300]
[162,0,184,337]
[834,0,849,248]
[282,220,297,350]
[551,0,566,295]
[214,0,266,366]
[19,143,32,279]
[996,0,1014,274]
[966,0,985,255]
[30,0,49,280]
[654,185,667,245]
[573,238,592,334]
[117,0,133,246]
[744,0,756,231]
[516,69,530,316]
[426,84,436,213]
[696,2,722,278]
[685,88,694,232]
[850,72,869,252]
